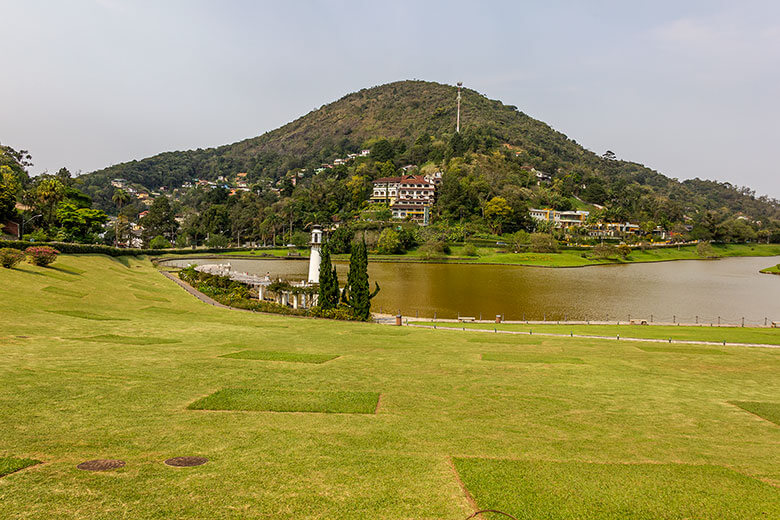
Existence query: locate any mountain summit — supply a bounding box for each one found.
[80,80,778,222]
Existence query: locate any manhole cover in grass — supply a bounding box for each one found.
[164,456,208,467]
[77,459,126,471]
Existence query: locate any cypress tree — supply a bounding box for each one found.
[318,244,339,310]
[344,240,379,320]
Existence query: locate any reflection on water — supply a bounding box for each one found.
[162,256,780,323]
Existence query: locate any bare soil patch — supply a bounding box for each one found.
[76,459,126,471]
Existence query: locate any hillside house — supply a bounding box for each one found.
[529,208,589,228]
[371,175,436,223]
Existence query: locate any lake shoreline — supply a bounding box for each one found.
[160,243,780,270]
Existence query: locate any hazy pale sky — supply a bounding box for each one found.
[2,0,779,198]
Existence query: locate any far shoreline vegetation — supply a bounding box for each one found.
[165,242,780,269]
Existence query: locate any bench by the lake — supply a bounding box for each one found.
[458,316,476,323]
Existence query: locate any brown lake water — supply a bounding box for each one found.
[162,256,780,324]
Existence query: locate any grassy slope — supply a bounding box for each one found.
[1,255,779,519]
[415,322,780,346]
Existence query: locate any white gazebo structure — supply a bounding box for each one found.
[307,225,322,284]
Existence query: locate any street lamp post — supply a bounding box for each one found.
[19,214,42,240]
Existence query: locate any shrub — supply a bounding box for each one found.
[310,305,362,321]
[463,243,480,257]
[591,243,618,259]
[0,248,25,268]
[529,233,558,253]
[149,235,172,249]
[419,238,451,259]
[377,228,402,254]
[617,244,632,258]
[25,246,60,266]
[205,234,230,248]
[696,241,719,258]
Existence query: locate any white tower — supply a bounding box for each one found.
[456,82,463,133]
[307,225,323,284]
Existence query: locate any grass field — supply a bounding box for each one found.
[1,254,779,519]
[415,321,780,345]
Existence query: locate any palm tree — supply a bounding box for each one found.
[111,189,130,246]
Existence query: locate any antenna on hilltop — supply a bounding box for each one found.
[456,82,463,133]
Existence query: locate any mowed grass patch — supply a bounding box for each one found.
[220,350,339,364]
[637,345,729,355]
[133,293,169,302]
[50,264,86,275]
[74,334,180,345]
[0,457,40,478]
[41,286,87,298]
[453,458,780,520]
[188,388,380,414]
[467,335,544,345]
[730,401,780,426]
[481,353,584,364]
[139,306,188,314]
[47,310,127,321]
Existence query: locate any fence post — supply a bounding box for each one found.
[741,317,744,327]
[696,315,698,324]
[718,316,720,326]
[673,315,676,324]
[651,314,653,323]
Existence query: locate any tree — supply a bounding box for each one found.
[377,228,402,254]
[483,196,513,234]
[32,177,66,228]
[111,189,131,246]
[141,196,178,245]
[0,181,15,222]
[341,240,379,320]
[529,232,558,253]
[371,139,394,163]
[317,244,340,310]
[55,202,108,242]
[696,240,718,258]
[329,226,354,254]
[149,235,173,249]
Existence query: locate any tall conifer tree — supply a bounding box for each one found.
[318,244,339,309]
[343,240,379,320]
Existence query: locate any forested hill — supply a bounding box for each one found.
[78,80,779,221]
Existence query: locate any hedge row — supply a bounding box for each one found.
[0,240,253,257]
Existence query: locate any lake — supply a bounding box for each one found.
[161,255,780,325]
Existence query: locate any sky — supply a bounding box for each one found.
[2,0,779,199]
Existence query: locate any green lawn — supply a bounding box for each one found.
[454,458,780,520]
[761,263,780,275]
[220,349,339,364]
[0,457,40,478]
[729,401,780,426]
[188,388,379,414]
[481,353,585,364]
[415,321,780,345]
[1,254,779,518]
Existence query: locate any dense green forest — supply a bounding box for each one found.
[2,80,779,247]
